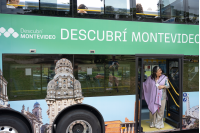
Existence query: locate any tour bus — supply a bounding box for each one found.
[0,0,199,133]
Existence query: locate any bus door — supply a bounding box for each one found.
[135,55,183,133]
[165,58,183,128]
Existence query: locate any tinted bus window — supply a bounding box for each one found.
[105,0,130,15]
[135,0,161,22]
[40,0,57,11]
[40,0,70,11]
[160,0,199,25]
[183,56,199,92]
[74,0,133,21]
[185,0,199,25]
[24,0,39,10]
[161,0,185,24]
[77,0,104,14]
[1,0,31,14]
[1,0,72,17]
[3,54,136,100]
[3,54,73,101]
[74,55,136,97]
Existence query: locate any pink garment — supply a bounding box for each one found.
[142,75,167,114]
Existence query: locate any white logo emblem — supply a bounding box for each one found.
[0,27,19,38]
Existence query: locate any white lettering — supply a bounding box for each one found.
[115,31,121,41]
[61,29,69,40]
[132,32,141,42]
[189,34,194,43]
[20,28,43,34]
[158,33,164,42]
[79,29,86,40]
[20,34,25,38]
[106,31,113,41]
[142,32,149,42]
[40,35,44,39]
[177,34,181,43]
[88,30,96,41]
[123,28,127,42]
[182,34,188,43]
[97,30,104,41]
[20,28,24,33]
[165,33,170,43]
[29,34,33,39]
[71,29,77,40]
[37,35,40,39]
[195,34,199,43]
[171,34,177,43]
[150,33,157,42]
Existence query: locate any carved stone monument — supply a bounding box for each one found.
[46,58,84,133]
[0,69,9,108]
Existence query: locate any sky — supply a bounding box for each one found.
[9,99,50,124]
[9,95,135,124]
[136,0,159,11]
[83,95,135,122]
[77,0,130,10]
[77,0,104,9]
[105,0,129,9]
[182,92,199,115]
[8,91,199,124]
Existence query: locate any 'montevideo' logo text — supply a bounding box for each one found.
[20,28,56,39]
[0,27,19,38]
[0,27,56,39]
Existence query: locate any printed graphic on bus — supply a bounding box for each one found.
[0,57,199,133]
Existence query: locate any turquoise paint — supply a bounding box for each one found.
[0,13,199,56]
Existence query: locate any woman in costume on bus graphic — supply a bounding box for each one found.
[143,66,169,129]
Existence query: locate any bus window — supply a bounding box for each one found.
[74,55,136,97]
[105,0,130,15]
[9,63,42,100]
[75,0,132,20]
[2,54,74,101]
[185,0,199,25]
[160,0,185,23]
[183,56,199,92]
[77,0,104,14]
[40,0,70,11]
[135,0,161,22]
[1,0,72,16]
[2,0,31,14]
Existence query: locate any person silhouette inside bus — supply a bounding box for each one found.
[107,56,119,92]
[108,55,119,75]
[143,66,169,129]
[78,4,88,14]
[6,0,20,8]
[106,73,119,92]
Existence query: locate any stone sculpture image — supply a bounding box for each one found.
[0,69,9,108]
[45,58,84,133]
